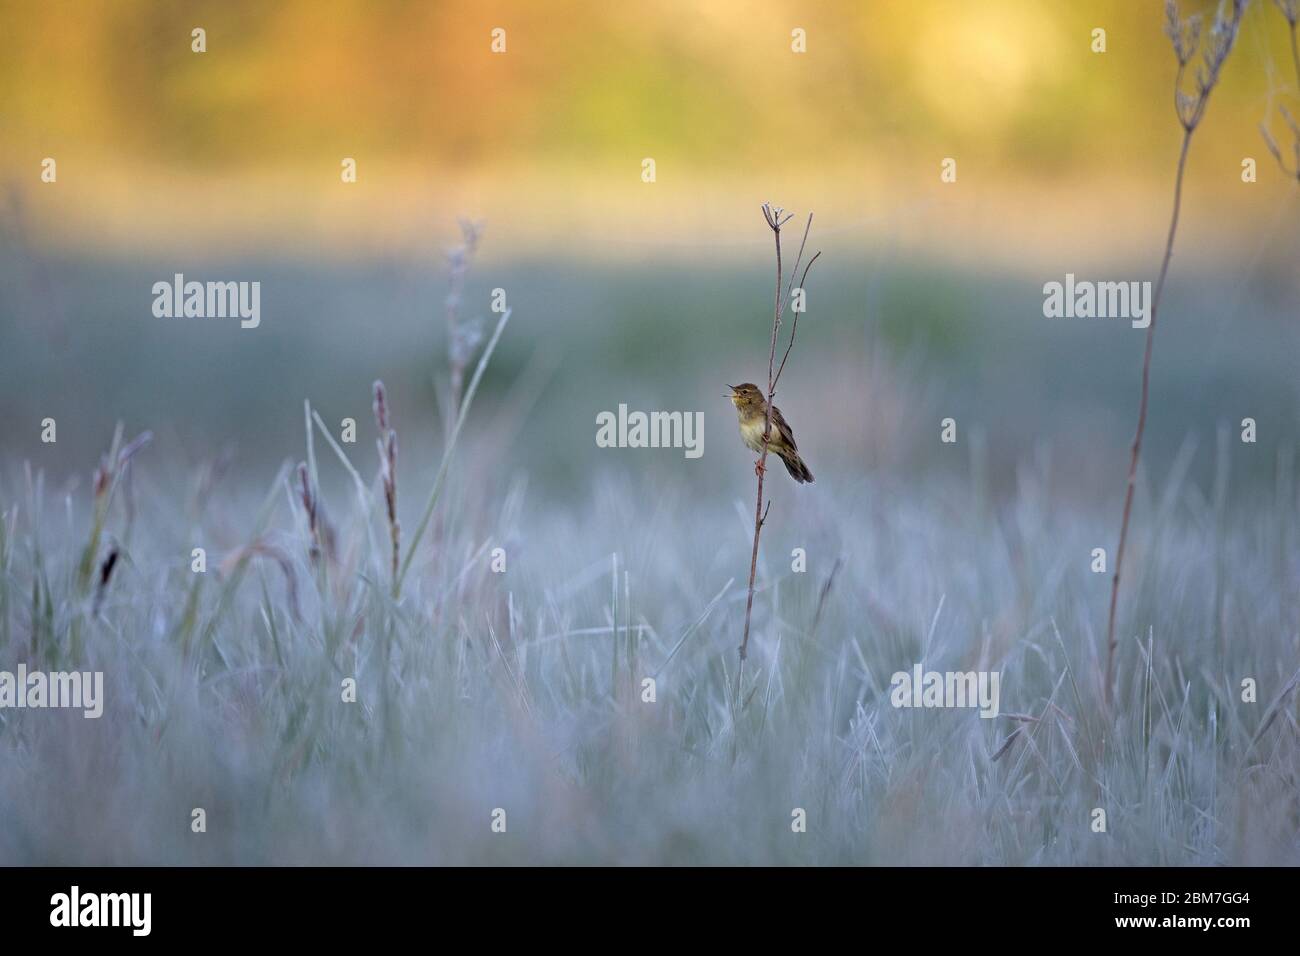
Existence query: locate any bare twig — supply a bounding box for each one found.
[739,204,821,670]
[773,250,823,388]
[1106,0,1247,708]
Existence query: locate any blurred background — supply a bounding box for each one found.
[3,0,1300,869]
[1,0,1298,502]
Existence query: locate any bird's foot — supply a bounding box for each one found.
[754,458,767,477]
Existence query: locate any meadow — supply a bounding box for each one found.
[0,236,1296,864]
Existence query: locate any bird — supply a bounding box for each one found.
[727,383,814,483]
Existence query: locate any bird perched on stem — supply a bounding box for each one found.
[728,383,814,483]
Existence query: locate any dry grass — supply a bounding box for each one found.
[2,426,1296,863]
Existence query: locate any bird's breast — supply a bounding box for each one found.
[738,413,769,453]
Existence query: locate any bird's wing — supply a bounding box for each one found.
[771,404,799,454]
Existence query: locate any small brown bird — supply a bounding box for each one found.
[727,383,814,484]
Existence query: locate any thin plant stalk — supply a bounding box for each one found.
[1106,0,1247,707]
[739,204,820,672]
[394,307,512,597]
[1106,130,1189,705]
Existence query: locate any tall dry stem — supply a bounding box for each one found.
[739,203,820,676]
[1105,0,1247,707]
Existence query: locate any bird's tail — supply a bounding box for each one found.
[780,451,814,484]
